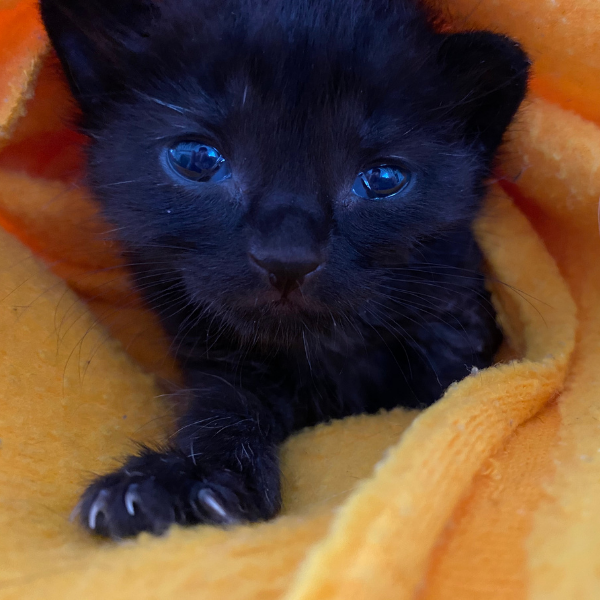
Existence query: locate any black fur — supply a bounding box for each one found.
[40,0,529,538]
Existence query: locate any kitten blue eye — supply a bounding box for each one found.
[352,165,411,199]
[167,141,231,183]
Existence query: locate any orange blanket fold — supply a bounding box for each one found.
[0,0,598,598]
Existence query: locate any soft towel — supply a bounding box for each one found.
[0,0,597,598]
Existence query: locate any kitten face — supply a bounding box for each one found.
[42,0,529,346]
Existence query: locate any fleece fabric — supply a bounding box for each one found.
[0,0,598,597]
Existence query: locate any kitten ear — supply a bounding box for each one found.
[40,0,160,111]
[438,31,530,159]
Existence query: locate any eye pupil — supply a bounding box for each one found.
[366,167,397,191]
[353,165,410,200]
[167,142,231,183]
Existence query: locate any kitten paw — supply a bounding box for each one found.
[77,449,280,539]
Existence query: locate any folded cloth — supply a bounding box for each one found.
[0,0,597,598]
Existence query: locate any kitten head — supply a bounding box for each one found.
[41,0,529,347]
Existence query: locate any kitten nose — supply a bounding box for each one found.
[249,252,322,294]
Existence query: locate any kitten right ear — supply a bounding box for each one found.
[437,31,530,161]
[40,0,160,111]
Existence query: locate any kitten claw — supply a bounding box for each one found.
[197,488,230,522]
[88,489,110,530]
[124,483,141,516]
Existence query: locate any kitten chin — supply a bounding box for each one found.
[219,310,341,351]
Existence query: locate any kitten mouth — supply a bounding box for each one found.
[227,289,334,338]
[233,307,337,347]
[244,287,314,312]
[270,290,308,309]
[266,299,311,318]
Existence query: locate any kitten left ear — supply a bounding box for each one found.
[437,31,530,159]
[40,0,160,112]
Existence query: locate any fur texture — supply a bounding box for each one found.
[40,0,528,538]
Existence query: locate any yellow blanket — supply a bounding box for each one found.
[0,0,598,597]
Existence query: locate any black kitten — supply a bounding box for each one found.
[41,0,528,538]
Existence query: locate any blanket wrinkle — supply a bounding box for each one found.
[0,0,598,598]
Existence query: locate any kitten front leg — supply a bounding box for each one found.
[78,378,284,539]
